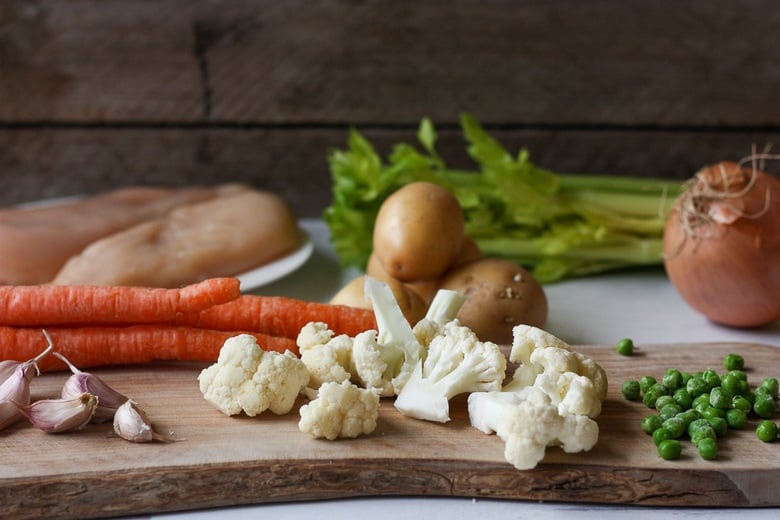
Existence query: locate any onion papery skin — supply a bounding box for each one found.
[663,161,780,328]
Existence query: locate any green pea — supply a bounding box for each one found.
[673,388,693,409]
[756,420,779,442]
[676,408,701,428]
[702,369,721,390]
[728,369,748,382]
[681,371,693,385]
[755,386,772,398]
[690,427,717,447]
[709,387,732,410]
[686,377,708,398]
[753,395,776,419]
[654,395,675,411]
[697,437,718,460]
[702,406,726,420]
[707,416,728,437]
[641,415,663,434]
[643,384,669,409]
[723,353,744,371]
[726,408,747,429]
[652,427,674,446]
[639,375,657,394]
[621,380,641,401]
[720,374,742,397]
[659,403,683,422]
[662,369,684,390]
[662,416,687,438]
[657,439,682,460]
[760,378,779,398]
[693,394,711,414]
[616,338,634,356]
[731,395,752,413]
[688,418,714,438]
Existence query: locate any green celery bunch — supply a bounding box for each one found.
[323,114,684,283]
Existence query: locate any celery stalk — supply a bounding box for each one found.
[323,114,685,283]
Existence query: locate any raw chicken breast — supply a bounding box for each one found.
[52,188,302,288]
[0,185,232,285]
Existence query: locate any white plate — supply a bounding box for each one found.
[235,232,314,291]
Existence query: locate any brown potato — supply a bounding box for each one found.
[367,250,437,305]
[372,182,464,282]
[437,257,547,344]
[330,275,428,324]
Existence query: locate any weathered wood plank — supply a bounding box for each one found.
[1,0,779,125]
[2,127,777,216]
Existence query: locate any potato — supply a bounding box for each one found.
[372,182,464,282]
[330,275,428,324]
[437,257,548,344]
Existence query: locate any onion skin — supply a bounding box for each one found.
[663,160,780,328]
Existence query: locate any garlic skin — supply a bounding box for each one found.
[19,393,98,433]
[55,352,128,423]
[113,400,177,443]
[0,360,19,385]
[0,400,23,431]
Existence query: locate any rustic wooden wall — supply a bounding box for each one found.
[2,0,779,217]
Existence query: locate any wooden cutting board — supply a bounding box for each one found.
[3,341,780,519]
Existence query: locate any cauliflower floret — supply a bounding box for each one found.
[412,289,466,347]
[529,347,603,418]
[505,325,607,419]
[468,386,599,470]
[198,334,309,417]
[394,320,506,423]
[298,380,380,440]
[351,277,426,396]
[507,324,572,388]
[296,322,354,392]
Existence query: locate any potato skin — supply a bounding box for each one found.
[437,258,548,344]
[330,275,428,324]
[372,182,464,282]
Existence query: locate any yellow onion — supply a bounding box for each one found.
[663,155,780,328]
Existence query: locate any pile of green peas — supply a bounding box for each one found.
[620,353,780,461]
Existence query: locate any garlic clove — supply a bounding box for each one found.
[55,352,129,423]
[0,360,19,385]
[0,400,24,431]
[18,393,98,433]
[0,330,55,405]
[113,400,179,443]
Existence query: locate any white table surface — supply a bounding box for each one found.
[148,219,779,520]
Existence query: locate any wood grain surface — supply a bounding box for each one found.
[2,1,779,214]
[2,341,780,519]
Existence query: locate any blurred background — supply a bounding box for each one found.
[2,0,779,217]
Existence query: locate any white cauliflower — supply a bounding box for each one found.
[394,320,507,423]
[412,289,466,347]
[351,277,426,396]
[466,324,606,470]
[296,322,354,393]
[468,386,599,470]
[298,380,380,440]
[198,334,309,417]
[505,325,607,417]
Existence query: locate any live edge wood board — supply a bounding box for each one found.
[2,341,780,519]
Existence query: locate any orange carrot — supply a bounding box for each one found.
[175,295,377,339]
[0,278,241,327]
[0,325,298,372]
